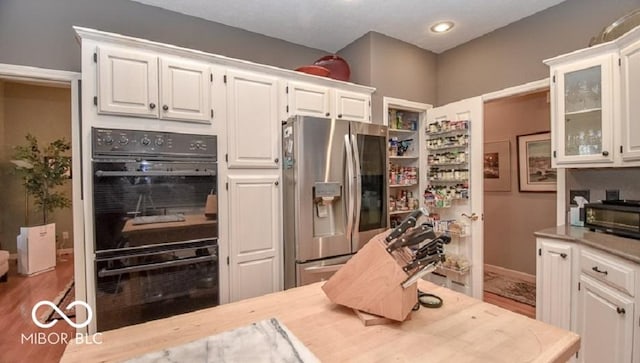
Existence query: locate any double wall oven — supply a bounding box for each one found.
[91,128,218,331]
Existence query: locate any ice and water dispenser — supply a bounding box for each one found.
[313,182,344,238]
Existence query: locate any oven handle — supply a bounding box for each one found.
[95,170,216,177]
[98,255,216,277]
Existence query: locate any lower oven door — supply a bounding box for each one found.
[296,254,352,287]
[95,239,219,332]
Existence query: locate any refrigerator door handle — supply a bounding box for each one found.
[351,134,362,237]
[303,263,346,273]
[344,134,355,240]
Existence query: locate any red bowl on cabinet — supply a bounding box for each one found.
[295,65,331,77]
[314,55,350,82]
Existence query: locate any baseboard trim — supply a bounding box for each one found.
[8,248,73,260]
[484,264,536,284]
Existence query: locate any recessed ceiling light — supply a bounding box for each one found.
[430,21,454,33]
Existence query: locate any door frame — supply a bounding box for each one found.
[481,78,564,227]
[0,63,87,332]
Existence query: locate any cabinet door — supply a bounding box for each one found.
[228,175,280,302]
[334,90,371,123]
[552,54,615,166]
[160,58,211,123]
[287,81,330,118]
[620,42,640,161]
[577,275,633,363]
[227,70,279,168]
[536,239,573,330]
[97,46,158,117]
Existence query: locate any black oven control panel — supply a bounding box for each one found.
[92,128,217,160]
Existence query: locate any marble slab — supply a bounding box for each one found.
[535,225,640,263]
[125,318,319,363]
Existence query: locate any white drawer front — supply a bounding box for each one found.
[580,249,635,296]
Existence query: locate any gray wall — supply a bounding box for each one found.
[566,168,640,205]
[1,82,73,254]
[339,32,437,123]
[0,0,327,73]
[338,33,373,87]
[484,91,555,276]
[437,0,640,105]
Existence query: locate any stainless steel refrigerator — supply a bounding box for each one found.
[282,116,388,288]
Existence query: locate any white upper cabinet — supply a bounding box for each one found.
[286,81,331,118]
[97,46,212,123]
[620,40,640,162]
[159,57,211,122]
[545,27,640,168]
[284,82,372,123]
[97,46,159,117]
[334,89,371,123]
[549,53,616,166]
[226,69,279,169]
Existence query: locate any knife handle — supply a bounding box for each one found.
[385,208,426,243]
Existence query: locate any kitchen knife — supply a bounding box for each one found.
[386,225,436,253]
[403,254,445,272]
[401,263,438,288]
[413,235,451,259]
[385,208,428,243]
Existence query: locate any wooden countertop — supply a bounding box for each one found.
[535,225,640,264]
[61,281,579,363]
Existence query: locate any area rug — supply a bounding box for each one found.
[38,279,75,324]
[484,271,536,307]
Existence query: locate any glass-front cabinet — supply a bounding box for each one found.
[549,52,615,166]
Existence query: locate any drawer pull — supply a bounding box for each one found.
[560,253,567,259]
[617,307,626,315]
[592,266,608,275]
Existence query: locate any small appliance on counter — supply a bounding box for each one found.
[584,200,640,239]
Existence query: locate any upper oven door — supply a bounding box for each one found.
[92,160,217,252]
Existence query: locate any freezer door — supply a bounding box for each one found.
[350,122,388,252]
[296,254,352,287]
[288,116,352,262]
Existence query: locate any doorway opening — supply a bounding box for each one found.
[482,88,555,318]
[0,66,79,363]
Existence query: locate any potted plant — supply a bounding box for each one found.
[12,134,71,275]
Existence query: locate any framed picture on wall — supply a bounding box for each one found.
[484,140,510,192]
[517,132,556,192]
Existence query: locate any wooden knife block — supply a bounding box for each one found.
[322,231,417,322]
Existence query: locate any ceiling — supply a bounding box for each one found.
[130,0,567,54]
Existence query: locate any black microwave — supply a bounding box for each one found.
[584,200,640,240]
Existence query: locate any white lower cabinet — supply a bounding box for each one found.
[227,175,281,302]
[537,237,639,362]
[577,275,634,363]
[537,238,573,330]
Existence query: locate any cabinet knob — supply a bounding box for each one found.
[274,158,279,163]
[592,266,608,275]
[602,151,609,156]
[560,253,567,259]
[149,103,156,109]
[337,114,343,118]
[617,307,626,315]
[326,112,330,117]
[274,180,279,186]
[162,105,169,111]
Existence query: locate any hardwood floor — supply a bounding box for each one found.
[0,256,74,363]
[483,291,536,319]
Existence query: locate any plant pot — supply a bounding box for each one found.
[17,223,57,276]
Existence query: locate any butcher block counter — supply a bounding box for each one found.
[61,281,579,362]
